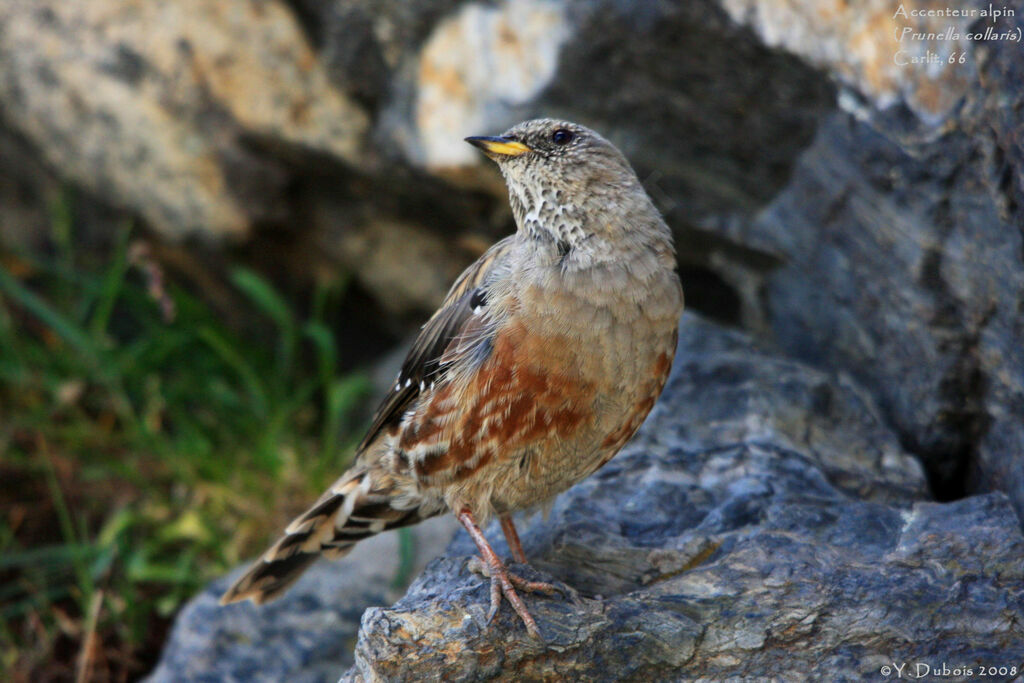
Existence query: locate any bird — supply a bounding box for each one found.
[220,118,684,639]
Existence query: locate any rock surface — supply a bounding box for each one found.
[0,0,367,240]
[341,317,1023,681]
[724,3,1024,517]
[152,316,1024,681]
[719,0,976,120]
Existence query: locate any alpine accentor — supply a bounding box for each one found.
[221,119,684,639]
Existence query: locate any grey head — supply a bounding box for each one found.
[466,119,670,259]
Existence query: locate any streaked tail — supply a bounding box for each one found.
[220,468,424,605]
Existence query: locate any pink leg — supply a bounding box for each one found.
[457,508,557,640]
[500,514,528,563]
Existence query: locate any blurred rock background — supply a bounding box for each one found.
[1,0,1022,680]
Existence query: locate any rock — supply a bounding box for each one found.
[379,0,834,213]
[718,0,976,121]
[0,0,368,239]
[0,123,62,252]
[307,183,488,316]
[145,516,458,683]
[408,0,573,171]
[710,1,1024,515]
[341,316,1023,681]
[0,120,134,255]
[350,495,1024,681]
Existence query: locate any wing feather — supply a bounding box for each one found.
[356,236,514,452]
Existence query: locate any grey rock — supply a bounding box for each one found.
[373,0,832,212]
[340,316,1023,681]
[717,0,978,121]
[0,0,368,239]
[719,4,1024,515]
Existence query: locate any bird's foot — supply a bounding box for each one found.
[457,508,562,640]
[467,555,559,639]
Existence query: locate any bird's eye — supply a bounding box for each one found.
[551,129,574,145]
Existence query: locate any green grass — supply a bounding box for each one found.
[0,203,377,680]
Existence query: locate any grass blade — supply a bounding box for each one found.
[0,266,98,360]
[229,268,293,332]
[197,326,268,417]
[230,267,297,377]
[89,222,133,340]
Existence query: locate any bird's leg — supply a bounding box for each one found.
[500,514,528,563]
[457,508,558,639]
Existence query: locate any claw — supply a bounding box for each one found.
[487,578,501,623]
[468,556,503,623]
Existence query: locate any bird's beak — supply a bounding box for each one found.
[465,136,531,158]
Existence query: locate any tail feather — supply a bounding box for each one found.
[219,469,423,606]
[220,553,320,605]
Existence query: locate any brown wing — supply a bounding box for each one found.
[356,235,515,453]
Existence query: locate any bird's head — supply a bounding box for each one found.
[466,119,655,252]
[466,119,637,196]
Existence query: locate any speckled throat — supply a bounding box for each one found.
[505,173,586,249]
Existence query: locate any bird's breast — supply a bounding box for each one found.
[507,259,682,442]
[410,253,682,517]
